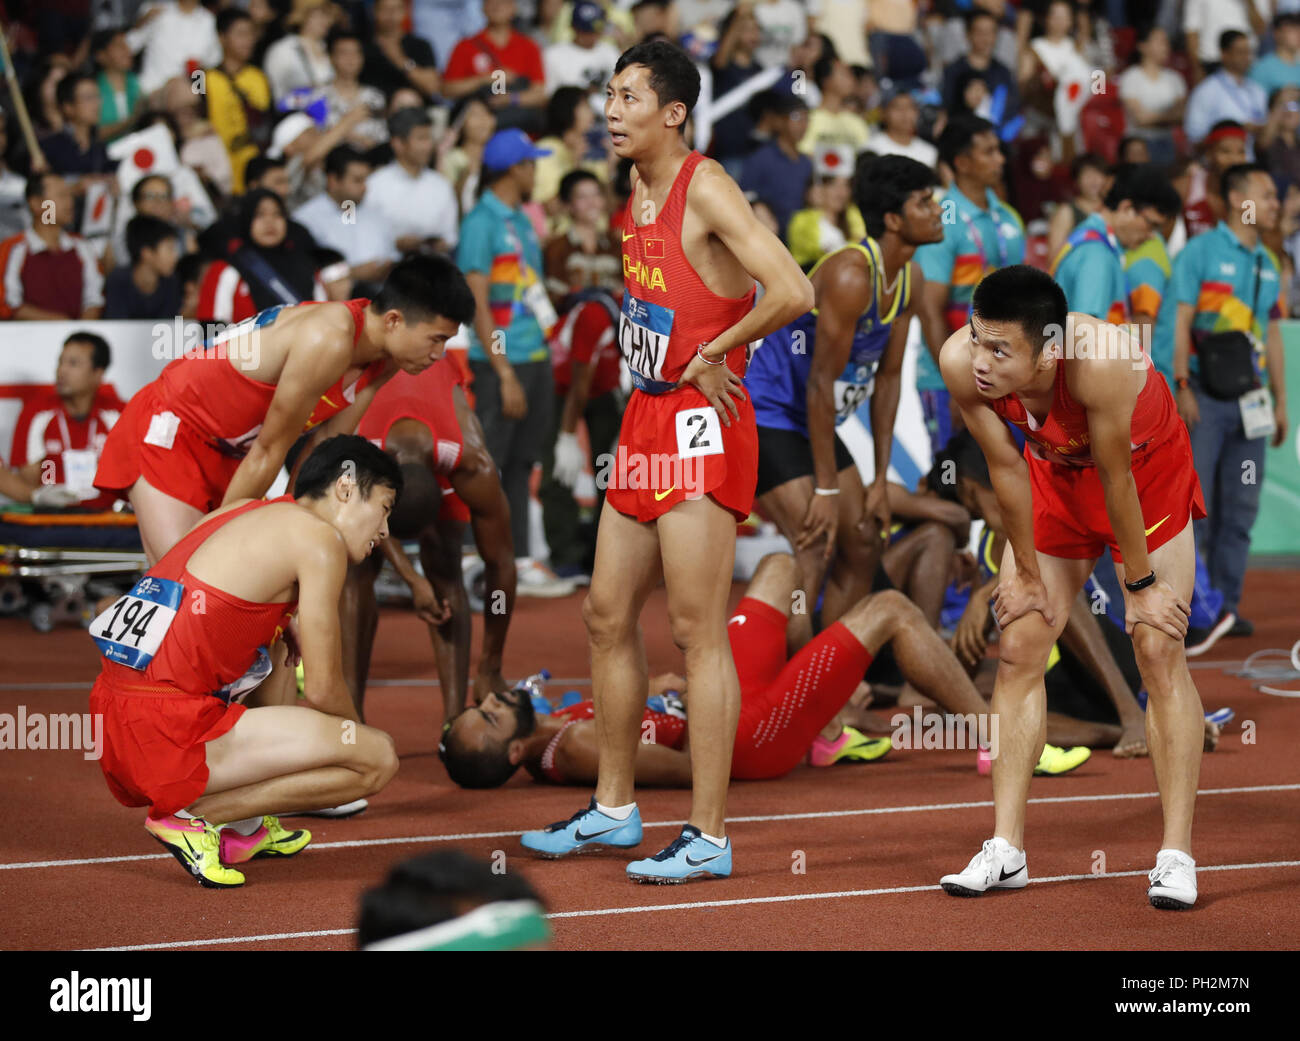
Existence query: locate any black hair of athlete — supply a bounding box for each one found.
[927,429,991,502]
[856,153,940,239]
[295,434,404,502]
[370,255,476,327]
[357,850,544,947]
[970,264,1068,359]
[439,693,537,789]
[613,40,701,126]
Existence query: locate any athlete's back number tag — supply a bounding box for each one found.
[90,576,185,670]
[675,407,724,459]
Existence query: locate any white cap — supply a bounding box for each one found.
[268,112,316,159]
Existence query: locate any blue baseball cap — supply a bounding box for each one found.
[483,129,553,172]
[572,1,606,34]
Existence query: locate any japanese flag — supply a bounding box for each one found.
[81,178,114,238]
[107,124,180,197]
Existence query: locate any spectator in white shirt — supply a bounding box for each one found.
[1118,25,1187,166]
[264,0,340,104]
[365,107,459,256]
[1185,31,1268,150]
[544,2,620,91]
[128,0,222,98]
[864,90,938,169]
[292,145,396,289]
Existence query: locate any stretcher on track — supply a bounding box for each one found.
[0,508,146,632]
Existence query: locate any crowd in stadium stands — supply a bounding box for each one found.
[1,0,1293,634]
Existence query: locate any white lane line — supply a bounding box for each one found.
[80,858,1300,949]
[7,783,1297,873]
[87,928,359,951]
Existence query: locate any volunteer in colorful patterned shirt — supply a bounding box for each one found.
[915,114,1025,458]
[457,129,574,596]
[1162,163,1289,636]
[1050,164,1183,327]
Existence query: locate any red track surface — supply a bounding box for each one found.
[1,571,1297,950]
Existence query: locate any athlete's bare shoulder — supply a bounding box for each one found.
[1062,312,1145,408]
[815,244,874,311]
[939,325,980,402]
[684,156,749,223]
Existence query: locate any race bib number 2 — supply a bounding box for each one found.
[91,576,185,670]
[675,407,723,459]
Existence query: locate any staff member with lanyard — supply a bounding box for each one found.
[457,129,576,597]
[915,114,1025,458]
[1162,162,1288,639]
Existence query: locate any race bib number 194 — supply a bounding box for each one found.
[91,576,185,670]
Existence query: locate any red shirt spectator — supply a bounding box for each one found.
[0,228,105,320]
[196,258,326,323]
[10,332,124,510]
[445,29,545,85]
[0,173,104,320]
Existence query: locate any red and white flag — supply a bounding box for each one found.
[107,123,180,197]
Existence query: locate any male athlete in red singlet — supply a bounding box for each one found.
[517,41,814,882]
[88,436,402,888]
[344,358,516,721]
[94,257,475,563]
[937,265,1209,910]
[440,552,995,790]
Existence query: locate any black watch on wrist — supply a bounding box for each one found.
[1124,570,1157,592]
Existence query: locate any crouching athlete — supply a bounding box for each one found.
[88,436,402,888]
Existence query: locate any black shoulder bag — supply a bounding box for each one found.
[1193,254,1262,400]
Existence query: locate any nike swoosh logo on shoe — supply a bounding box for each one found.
[685,852,723,867]
[574,825,622,841]
[999,864,1023,881]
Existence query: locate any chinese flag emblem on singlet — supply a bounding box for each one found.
[645,239,665,260]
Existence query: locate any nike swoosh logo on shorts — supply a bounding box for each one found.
[654,486,675,501]
[728,615,746,626]
[574,824,621,841]
[1144,515,1170,537]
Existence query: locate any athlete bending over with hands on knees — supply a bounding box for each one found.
[936,266,1209,910]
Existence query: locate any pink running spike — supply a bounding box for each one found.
[219,823,270,865]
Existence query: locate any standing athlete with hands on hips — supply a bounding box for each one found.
[521,41,814,882]
[937,266,1210,910]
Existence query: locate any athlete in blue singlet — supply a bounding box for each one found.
[747,155,944,643]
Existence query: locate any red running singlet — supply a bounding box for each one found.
[89,496,299,816]
[990,353,1180,466]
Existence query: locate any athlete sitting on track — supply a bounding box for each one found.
[440,552,996,802]
[88,436,403,889]
[94,256,474,564]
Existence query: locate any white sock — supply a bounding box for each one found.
[596,801,635,821]
[174,809,196,820]
[222,816,263,836]
[699,831,727,848]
